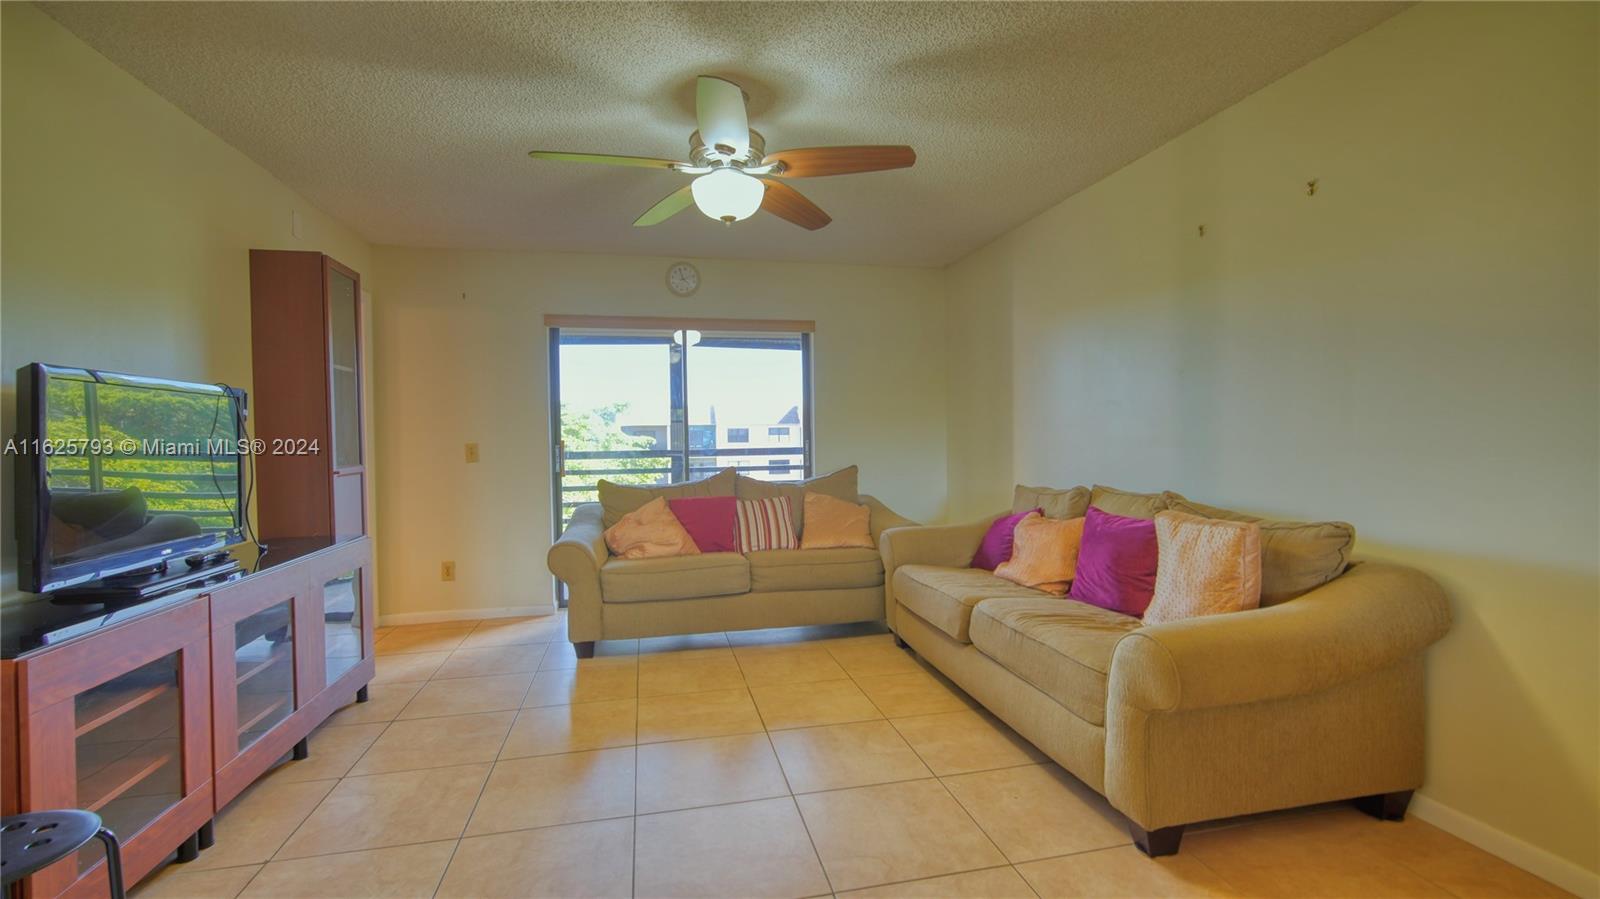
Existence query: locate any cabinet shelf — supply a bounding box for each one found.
[235,644,292,688]
[77,740,178,814]
[75,682,174,739]
[237,692,291,737]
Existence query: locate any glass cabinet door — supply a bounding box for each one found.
[73,654,184,872]
[323,569,363,685]
[233,601,296,751]
[328,268,361,470]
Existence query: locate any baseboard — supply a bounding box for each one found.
[1409,793,1600,899]
[377,605,556,627]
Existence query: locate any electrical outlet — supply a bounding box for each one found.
[441,561,455,581]
[464,442,480,463]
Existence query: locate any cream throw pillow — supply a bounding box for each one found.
[995,513,1084,596]
[799,492,874,550]
[1161,493,1354,605]
[603,497,702,560]
[1143,510,1262,625]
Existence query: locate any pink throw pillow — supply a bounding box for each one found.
[1068,507,1159,616]
[668,496,739,553]
[970,508,1041,571]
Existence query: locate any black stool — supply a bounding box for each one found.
[0,810,124,899]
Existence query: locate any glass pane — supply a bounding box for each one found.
[556,336,675,530]
[686,335,807,483]
[74,653,182,872]
[235,601,295,750]
[329,270,361,469]
[324,569,362,685]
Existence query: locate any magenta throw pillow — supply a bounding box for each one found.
[970,508,1041,571]
[1068,506,1159,616]
[667,496,738,553]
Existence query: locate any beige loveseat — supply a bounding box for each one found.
[880,484,1451,856]
[550,467,914,656]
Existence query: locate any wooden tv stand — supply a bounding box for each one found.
[1,535,374,898]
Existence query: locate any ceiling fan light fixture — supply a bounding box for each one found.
[690,169,764,223]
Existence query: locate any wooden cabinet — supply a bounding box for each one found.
[209,538,375,808]
[2,598,213,899]
[248,251,367,542]
[2,538,375,897]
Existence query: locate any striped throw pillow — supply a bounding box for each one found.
[736,497,798,553]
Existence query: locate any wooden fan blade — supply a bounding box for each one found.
[763,145,916,177]
[529,150,682,169]
[760,180,831,230]
[633,185,696,227]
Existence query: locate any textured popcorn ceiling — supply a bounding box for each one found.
[43,2,1404,267]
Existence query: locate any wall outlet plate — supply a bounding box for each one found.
[465,442,480,463]
[441,561,455,581]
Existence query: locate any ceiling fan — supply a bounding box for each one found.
[528,75,916,231]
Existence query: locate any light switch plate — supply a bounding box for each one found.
[441,561,456,581]
[464,442,480,463]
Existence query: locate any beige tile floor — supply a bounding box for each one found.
[132,612,1571,899]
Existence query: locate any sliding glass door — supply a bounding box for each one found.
[549,323,813,538]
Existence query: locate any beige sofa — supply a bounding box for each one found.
[880,484,1451,856]
[549,467,914,656]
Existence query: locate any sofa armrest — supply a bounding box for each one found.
[879,513,1002,629]
[547,503,609,642]
[1110,560,1451,714]
[860,494,918,543]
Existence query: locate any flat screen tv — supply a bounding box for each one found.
[13,363,247,594]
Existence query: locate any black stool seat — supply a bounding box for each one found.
[1,810,125,898]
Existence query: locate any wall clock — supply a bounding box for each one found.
[666,261,700,297]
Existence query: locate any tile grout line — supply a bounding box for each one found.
[427,652,523,899]
[731,638,838,897]
[630,643,641,899]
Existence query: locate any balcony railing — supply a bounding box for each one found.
[558,446,806,528]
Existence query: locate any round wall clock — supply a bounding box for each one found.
[666,261,700,297]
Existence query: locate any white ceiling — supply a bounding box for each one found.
[43,1,1404,267]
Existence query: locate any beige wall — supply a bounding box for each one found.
[0,3,374,603]
[946,2,1598,887]
[370,247,946,620]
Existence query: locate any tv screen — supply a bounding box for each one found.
[14,363,247,593]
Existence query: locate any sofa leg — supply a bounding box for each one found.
[573,641,595,659]
[1130,823,1185,857]
[892,633,909,650]
[1354,790,1413,822]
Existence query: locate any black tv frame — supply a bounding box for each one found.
[14,362,247,595]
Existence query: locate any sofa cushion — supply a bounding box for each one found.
[1162,494,1354,605]
[1013,484,1090,520]
[894,565,1052,643]
[748,547,883,592]
[736,466,858,533]
[969,597,1142,726]
[600,552,750,603]
[1089,485,1170,520]
[599,468,735,529]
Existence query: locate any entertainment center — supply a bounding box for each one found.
[0,251,373,898]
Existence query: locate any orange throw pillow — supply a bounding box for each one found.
[799,492,874,550]
[1142,510,1262,625]
[995,513,1084,596]
[603,496,702,560]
